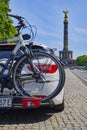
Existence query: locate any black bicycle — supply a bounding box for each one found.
[0,14,65,102]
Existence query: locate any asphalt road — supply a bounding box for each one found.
[71,69,87,86]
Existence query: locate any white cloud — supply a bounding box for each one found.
[74,27,87,36]
[69,26,87,44]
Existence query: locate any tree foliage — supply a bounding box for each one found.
[0,0,16,41]
[76,55,87,66]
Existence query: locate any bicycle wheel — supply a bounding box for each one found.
[13,51,65,102]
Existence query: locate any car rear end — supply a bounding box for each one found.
[0,43,65,111]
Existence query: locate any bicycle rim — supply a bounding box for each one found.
[13,52,64,102]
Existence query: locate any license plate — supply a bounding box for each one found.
[0,97,12,108]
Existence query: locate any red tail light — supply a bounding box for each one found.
[38,64,58,73]
[22,97,41,108]
[27,64,58,74]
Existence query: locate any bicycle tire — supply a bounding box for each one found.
[13,51,65,102]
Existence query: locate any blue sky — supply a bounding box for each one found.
[10,0,87,59]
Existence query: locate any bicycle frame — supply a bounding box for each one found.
[0,13,36,77]
[0,33,29,76]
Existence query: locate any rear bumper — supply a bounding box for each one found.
[0,88,64,109]
[39,87,64,107]
[51,87,64,105]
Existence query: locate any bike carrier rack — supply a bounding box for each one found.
[0,94,41,109]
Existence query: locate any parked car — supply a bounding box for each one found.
[0,43,65,111]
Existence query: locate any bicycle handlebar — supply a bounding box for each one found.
[7,14,26,29]
[6,14,36,41]
[7,14,23,20]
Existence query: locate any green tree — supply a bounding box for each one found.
[76,55,87,66]
[0,0,16,41]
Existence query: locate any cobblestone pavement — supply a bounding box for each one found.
[0,68,87,130]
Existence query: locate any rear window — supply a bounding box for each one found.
[0,44,54,59]
[0,44,46,59]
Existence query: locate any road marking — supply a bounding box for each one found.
[71,69,87,87]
